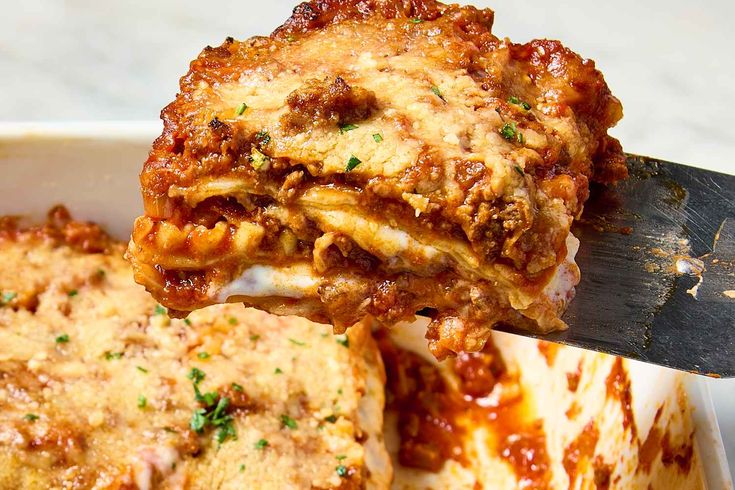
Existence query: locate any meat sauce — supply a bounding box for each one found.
[377,330,551,486]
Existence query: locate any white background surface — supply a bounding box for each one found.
[1,0,732,477]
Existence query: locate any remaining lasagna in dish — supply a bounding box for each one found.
[0,208,390,489]
[127,0,627,358]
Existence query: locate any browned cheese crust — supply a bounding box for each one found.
[127,0,627,358]
[0,208,389,489]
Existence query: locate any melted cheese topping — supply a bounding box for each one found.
[0,223,389,489]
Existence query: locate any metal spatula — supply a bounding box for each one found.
[496,155,735,377]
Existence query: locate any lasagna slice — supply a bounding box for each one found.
[127,0,627,358]
[0,208,390,490]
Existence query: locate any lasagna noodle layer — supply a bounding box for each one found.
[0,209,390,490]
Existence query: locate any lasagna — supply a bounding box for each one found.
[127,0,627,358]
[0,208,390,489]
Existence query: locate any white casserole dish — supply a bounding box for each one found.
[0,122,730,489]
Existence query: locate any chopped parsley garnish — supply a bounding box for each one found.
[136,366,149,374]
[336,335,349,348]
[231,382,244,392]
[514,165,525,177]
[239,464,246,472]
[188,367,206,384]
[500,122,518,141]
[235,102,248,115]
[250,334,260,342]
[337,388,343,395]
[55,334,70,344]
[24,413,39,422]
[372,133,383,143]
[430,85,446,102]
[216,420,237,443]
[228,317,238,325]
[409,18,424,24]
[508,96,532,110]
[197,352,210,359]
[280,414,298,430]
[190,408,207,432]
[137,395,147,408]
[339,123,358,133]
[105,351,123,360]
[255,130,271,145]
[345,155,361,173]
[274,367,283,374]
[325,414,338,423]
[336,455,347,461]
[1,291,17,305]
[288,338,306,346]
[154,304,167,315]
[97,269,106,277]
[255,438,269,450]
[67,289,78,297]
[336,465,348,477]
[184,318,192,326]
[187,372,237,444]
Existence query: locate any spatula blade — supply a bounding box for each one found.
[497,155,735,377]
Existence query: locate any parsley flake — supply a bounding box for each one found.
[197,352,210,359]
[255,438,269,450]
[105,351,123,360]
[255,130,271,145]
[24,413,39,422]
[250,334,260,342]
[286,35,295,42]
[336,465,348,477]
[274,367,283,374]
[430,85,446,102]
[1,291,17,305]
[499,122,518,141]
[68,289,78,297]
[136,366,149,374]
[288,338,306,347]
[190,408,207,432]
[339,123,358,134]
[231,382,244,392]
[154,304,167,316]
[216,421,237,444]
[336,455,347,461]
[336,335,349,348]
[409,18,424,24]
[514,165,525,177]
[184,318,192,326]
[345,155,361,173]
[508,96,532,110]
[137,395,147,408]
[55,334,69,344]
[281,414,298,430]
[239,464,246,472]
[228,317,238,325]
[372,133,383,143]
[235,102,248,115]
[325,414,338,423]
[188,367,206,384]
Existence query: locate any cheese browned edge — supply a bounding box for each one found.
[127,0,627,359]
[0,207,390,490]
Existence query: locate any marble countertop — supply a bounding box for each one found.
[1,0,732,479]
